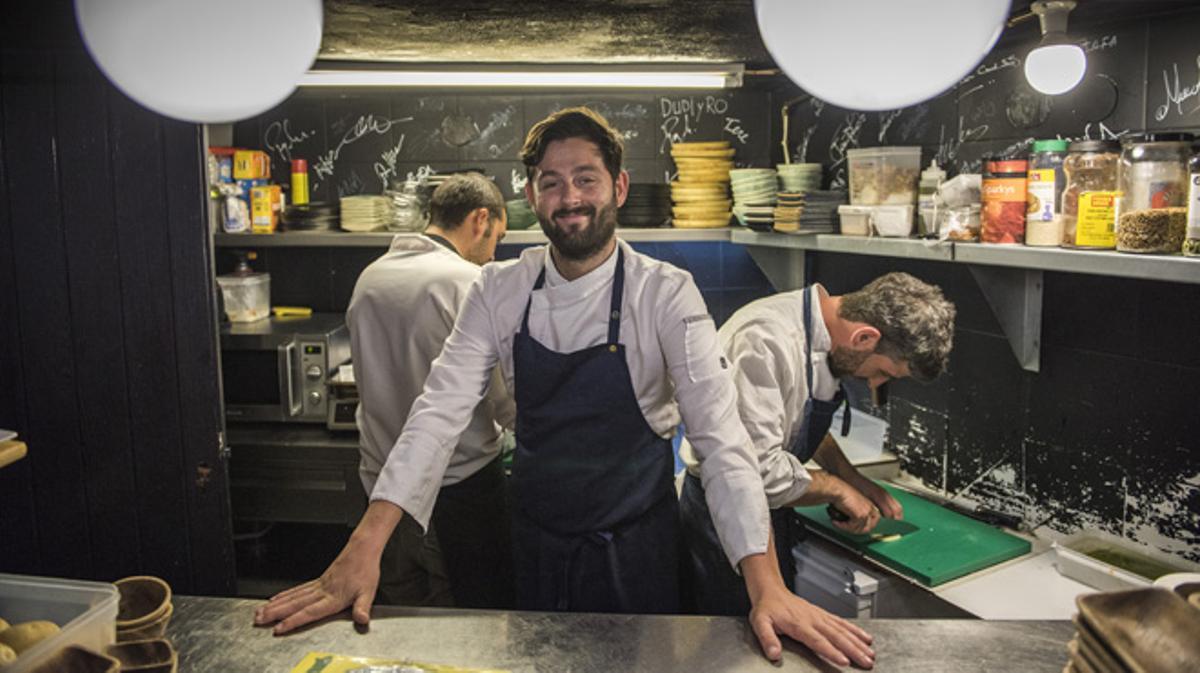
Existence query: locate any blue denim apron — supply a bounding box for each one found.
[510,248,680,613]
[680,287,849,615]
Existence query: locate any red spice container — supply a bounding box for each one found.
[981,157,1029,244]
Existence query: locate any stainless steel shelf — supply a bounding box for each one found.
[214,227,735,248]
[954,243,1200,285]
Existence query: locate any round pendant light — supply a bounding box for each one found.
[1024,1,1087,96]
[75,0,323,124]
[755,0,1009,111]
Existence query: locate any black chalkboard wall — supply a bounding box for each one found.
[233,90,772,203]
[784,11,1200,185]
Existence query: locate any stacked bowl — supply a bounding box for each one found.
[777,163,823,193]
[669,141,734,228]
[730,168,778,231]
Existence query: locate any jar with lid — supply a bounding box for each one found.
[1061,140,1120,249]
[1116,132,1193,253]
[1186,144,1200,256]
[1026,139,1068,246]
[981,157,1028,244]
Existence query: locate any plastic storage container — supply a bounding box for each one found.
[1116,132,1193,254]
[1026,139,1069,246]
[1061,140,1120,249]
[217,254,270,323]
[847,147,921,206]
[837,205,913,237]
[917,160,946,236]
[838,205,872,236]
[0,573,119,673]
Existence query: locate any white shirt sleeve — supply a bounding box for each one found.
[657,277,770,570]
[370,272,501,530]
[725,321,814,509]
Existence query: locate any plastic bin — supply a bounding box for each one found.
[1051,531,1200,591]
[837,205,914,237]
[838,205,873,236]
[0,573,119,673]
[847,146,922,205]
[828,407,888,464]
[216,272,270,323]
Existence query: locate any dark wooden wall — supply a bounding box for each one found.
[0,1,235,594]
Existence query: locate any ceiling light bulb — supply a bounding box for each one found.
[1024,43,1086,95]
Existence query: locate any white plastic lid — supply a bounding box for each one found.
[846,146,922,158]
[217,272,270,287]
[921,160,947,182]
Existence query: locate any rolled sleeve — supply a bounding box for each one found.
[370,274,500,531]
[657,278,770,569]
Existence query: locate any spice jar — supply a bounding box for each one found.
[1186,144,1200,257]
[1026,139,1069,246]
[981,157,1028,244]
[1061,140,1120,249]
[1116,133,1193,254]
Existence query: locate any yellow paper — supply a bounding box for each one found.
[291,651,509,673]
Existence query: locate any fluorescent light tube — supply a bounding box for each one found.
[298,67,742,89]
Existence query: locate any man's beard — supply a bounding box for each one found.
[538,200,618,261]
[828,345,871,378]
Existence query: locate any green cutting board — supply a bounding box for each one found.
[794,482,1031,586]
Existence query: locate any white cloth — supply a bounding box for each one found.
[680,285,838,509]
[348,234,513,496]
[372,239,769,569]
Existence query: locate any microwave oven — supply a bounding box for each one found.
[220,313,351,423]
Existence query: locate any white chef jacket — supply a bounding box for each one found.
[680,285,839,509]
[348,234,514,496]
[372,239,769,569]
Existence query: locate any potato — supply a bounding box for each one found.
[0,620,60,654]
[0,642,16,664]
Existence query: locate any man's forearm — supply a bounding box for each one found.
[740,528,785,604]
[783,470,853,508]
[349,500,405,556]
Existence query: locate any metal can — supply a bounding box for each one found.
[981,157,1028,244]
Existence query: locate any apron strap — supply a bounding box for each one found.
[804,287,852,438]
[520,248,626,344]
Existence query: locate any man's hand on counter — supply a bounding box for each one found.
[253,501,403,634]
[741,533,875,669]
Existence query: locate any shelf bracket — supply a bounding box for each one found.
[745,245,808,291]
[967,265,1043,372]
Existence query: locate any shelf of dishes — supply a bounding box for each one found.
[213,228,736,248]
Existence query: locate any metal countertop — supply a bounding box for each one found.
[168,595,1074,672]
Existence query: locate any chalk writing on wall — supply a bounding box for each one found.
[1152,54,1200,123]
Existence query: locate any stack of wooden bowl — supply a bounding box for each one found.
[669,141,734,228]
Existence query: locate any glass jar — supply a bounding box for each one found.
[1061,140,1120,249]
[1116,133,1193,253]
[1026,139,1069,246]
[981,157,1027,244]
[1182,144,1200,256]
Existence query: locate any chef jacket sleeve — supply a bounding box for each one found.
[657,276,770,570]
[724,322,814,509]
[370,273,501,531]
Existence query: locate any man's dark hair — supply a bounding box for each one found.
[428,172,505,231]
[520,106,624,181]
[838,272,956,381]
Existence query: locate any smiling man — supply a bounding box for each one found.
[680,273,956,616]
[255,107,874,669]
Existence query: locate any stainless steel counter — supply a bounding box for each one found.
[168,596,1074,672]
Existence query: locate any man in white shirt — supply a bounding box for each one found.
[257,108,874,669]
[680,273,956,615]
[348,172,514,609]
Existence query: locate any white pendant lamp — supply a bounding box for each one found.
[1024,1,1087,95]
[754,0,1009,111]
[75,0,323,124]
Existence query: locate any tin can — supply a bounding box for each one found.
[981,157,1028,244]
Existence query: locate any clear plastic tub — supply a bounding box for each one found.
[0,573,119,672]
[847,146,922,205]
[216,272,270,323]
[838,205,873,236]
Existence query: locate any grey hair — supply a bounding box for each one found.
[838,272,956,381]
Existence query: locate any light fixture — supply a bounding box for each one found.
[75,0,322,123]
[297,63,744,89]
[1024,1,1086,95]
[754,0,1008,111]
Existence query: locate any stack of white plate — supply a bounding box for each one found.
[730,168,778,230]
[777,163,823,193]
[339,195,393,232]
[670,141,733,229]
